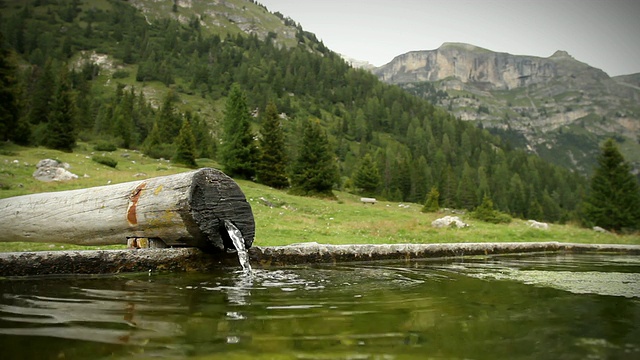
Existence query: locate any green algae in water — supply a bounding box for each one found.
[0,254,638,359]
[444,254,640,298]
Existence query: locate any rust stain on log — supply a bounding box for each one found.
[127,182,146,226]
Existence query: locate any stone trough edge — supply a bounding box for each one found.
[0,242,638,277]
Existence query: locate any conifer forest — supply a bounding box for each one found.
[1,0,638,230]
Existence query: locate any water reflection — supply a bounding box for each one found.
[436,254,640,298]
[0,254,638,359]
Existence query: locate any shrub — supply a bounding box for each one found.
[470,195,512,224]
[495,213,513,224]
[112,70,130,79]
[0,150,17,156]
[92,155,118,168]
[421,186,440,213]
[144,143,175,160]
[93,141,117,152]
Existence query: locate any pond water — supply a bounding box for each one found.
[0,253,638,359]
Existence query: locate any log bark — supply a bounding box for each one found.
[0,168,254,251]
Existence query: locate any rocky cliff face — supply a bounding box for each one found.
[129,0,301,48]
[375,43,609,90]
[373,43,640,175]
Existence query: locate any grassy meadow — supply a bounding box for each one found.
[0,142,638,252]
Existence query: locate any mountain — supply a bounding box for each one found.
[614,73,640,89]
[128,0,304,47]
[340,55,376,71]
[0,0,591,223]
[373,43,640,175]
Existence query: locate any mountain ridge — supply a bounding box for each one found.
[372,43,640,174]
[0,0,609,223]
[374,42,609,89]
[127,0,306,48]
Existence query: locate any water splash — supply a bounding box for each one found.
[224,220,252,273]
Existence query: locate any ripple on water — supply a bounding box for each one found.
[0,253,638,360]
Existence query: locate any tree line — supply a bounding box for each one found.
[1,0,638,230]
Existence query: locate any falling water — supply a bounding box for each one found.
[224,220,252,273]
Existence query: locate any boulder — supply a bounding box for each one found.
[431,216,468,228]
[593,226,608,233]
[36,158,61,168]
[33,159,79,182]
[528,220,549,230]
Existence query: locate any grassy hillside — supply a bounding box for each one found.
[0,0,594,224]
[1,143,637,252]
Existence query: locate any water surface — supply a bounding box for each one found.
[0,253,638,359]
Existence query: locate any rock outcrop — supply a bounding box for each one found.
[33,159,78,182]
[129,0,300,46]
[373,43,640,175]
[374,43,607,90]
[431,216,468,229]
[528,220,549,230]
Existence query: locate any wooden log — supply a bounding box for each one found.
[0,168,254,251]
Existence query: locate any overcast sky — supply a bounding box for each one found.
[258,0,640,76]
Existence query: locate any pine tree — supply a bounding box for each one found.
[173,118,198,168]
[0,32,20,142]
[476,166,490,204]
[391,155,411,201]
[45,65,75,152]
[188,112,215,159]
[471,195,512,224]
[113,85,135,148]
[28,60,55,127]
[582,139,640,231]
[257,102,289,188]
[157,90,181,143]
[542,190,562,223]
[144,121,162,149]
[509,173,527,218]
[134,89,153,141]
[353,153,380,196]
[422,186,440,213]
[409,156,430,204]
[457,162,477,210]
[528,198,544,222]
[440,165,457,208]
[290,119,339,197]
[73,64,96,132]
[219,84,257,179]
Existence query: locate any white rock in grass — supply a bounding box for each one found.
[432,216,468,228]
[33,159,78,182]
[593,226,608,233]
[528,220,549,230]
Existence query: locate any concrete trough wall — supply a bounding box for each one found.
[250,242,640,266]
[1,242,639,277]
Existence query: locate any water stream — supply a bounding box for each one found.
[224,219,252,273]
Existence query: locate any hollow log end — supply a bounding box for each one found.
[188,168,255,252]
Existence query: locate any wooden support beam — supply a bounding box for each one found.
[0,168,254,251]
